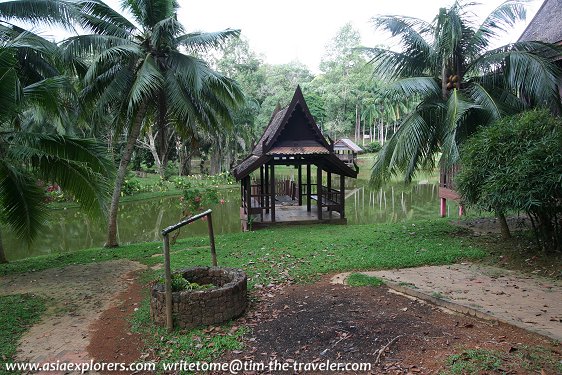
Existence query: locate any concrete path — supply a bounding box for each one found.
[332,263,562,341]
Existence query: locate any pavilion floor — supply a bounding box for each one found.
[245,205,346,230]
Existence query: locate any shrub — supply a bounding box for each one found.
[363,141,382,153]
[456,109,562,252]
[181,187,220,216]
[121,178,142,196]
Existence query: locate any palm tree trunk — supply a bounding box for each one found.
[0,229,8,264]
[497,211,511,239]
[105,104,147,248]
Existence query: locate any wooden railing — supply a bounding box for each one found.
[440,164,461,189]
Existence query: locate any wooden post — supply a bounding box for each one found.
[207,212,217,266]
[270,163,275,222]
[260,166,264,208]
[317,166,322,220]
[297,164,302,206]
[163,234,173,332]
[306,164,311,212]
[340,174,345,219]
[245,176,251,213]
[458,204,464,217]
[264,164,269,214]
[327,171,332,206]
[440,197,447,217]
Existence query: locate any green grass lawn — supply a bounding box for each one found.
[0,219,487,370]
[0,294,45,374]
[2,220,559,372]
[0,220,484,280]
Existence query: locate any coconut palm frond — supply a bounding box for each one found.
[77,0,137,37]
[127,54,163,115]
[474,0,527,46]
[0,160,47,242]
[176,29,241,52]
[0,0,77,29]
[365,47,430,80]
[386,76,441,99]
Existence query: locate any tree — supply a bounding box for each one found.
[366,0,561,186]
[456,110,562,252]
[62,0,243,247]
[256,62,314,128]
[308,23,374,141]
[0,30,112,263]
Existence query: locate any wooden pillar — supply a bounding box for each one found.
[306,164,311,212]
[270,163,276,222]
[260,166,264,208]
[440,197,447,217]
[297,164,302,206]
[327,171,332,209]
[163,234,173,331]
[340,174,345,219]
[240,180,244,207]
[317,166,322,220]
[245,176,251,212]
[265,164,269,214]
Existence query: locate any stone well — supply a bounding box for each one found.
[150,266,247,328]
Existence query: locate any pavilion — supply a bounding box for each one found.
[232,86,358,230]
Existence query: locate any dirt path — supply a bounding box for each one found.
[223,277,559,374]
[0,260,146,366]
[332,263,562,341]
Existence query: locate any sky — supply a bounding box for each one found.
[170,0,543,72]
[51,0,544,72]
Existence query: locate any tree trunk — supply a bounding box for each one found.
[210,147,222,175]
[156,91,169,179]
[144,129,164,178]
[0,229,8,264]
[496,211,511,239]
[105,104,147,248]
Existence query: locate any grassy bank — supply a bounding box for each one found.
[47,172,235,210]
[0,220,484,279]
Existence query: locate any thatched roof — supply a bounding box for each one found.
[232,86,358,180]
[518,0,562,44]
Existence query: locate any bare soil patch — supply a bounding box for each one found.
[222,277,560,374]
[87,271,145,374]
[453,216,531,235]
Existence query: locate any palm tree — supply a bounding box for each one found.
[365,0,561,186]
[0,30,113,263]
[61,0,243,247]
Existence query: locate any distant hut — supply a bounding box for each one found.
[333,138,362,166]
[232,86,358,230]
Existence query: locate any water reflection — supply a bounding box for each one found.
[345,183,440,224]
[3,182,457,261]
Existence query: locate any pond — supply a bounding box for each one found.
[3,179,458,261]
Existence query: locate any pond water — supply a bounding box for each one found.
[3,180,458,261]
